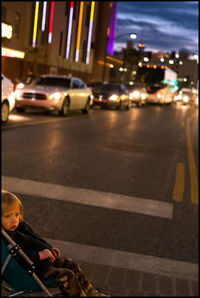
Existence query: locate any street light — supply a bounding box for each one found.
[102,33,137,82]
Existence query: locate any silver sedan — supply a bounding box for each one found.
[15,75,93,116]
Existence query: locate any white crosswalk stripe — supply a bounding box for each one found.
[47,238,198,281]
[2,176,173,219]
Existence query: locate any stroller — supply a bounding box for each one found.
[1,228,62,297]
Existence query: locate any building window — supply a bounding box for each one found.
[85,4,90,27]
[82,40,87,63]
[2,6,7,22]
[65,2,70,16]
[59,31,63,56]
[73,2,78,20]
[14,12,20,38]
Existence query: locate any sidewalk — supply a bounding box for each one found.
[1,259,198,297]
[78,260,198,297]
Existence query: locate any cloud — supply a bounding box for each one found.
[115,1,198,54]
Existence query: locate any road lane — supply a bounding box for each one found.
[186,114,198,205]
[2,104,198,267]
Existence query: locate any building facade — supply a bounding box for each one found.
[2,1,118,84]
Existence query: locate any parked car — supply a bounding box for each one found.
[125,83,147,107]
[15,75,93,116]
[92,83,132,110]
[174,88,198,105]
[1,74,15,123]
[146,84,174,104]
[87,81,103,93]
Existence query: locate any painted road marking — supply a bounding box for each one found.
[186,115,198,205]
[2,176,173,219]
[172,162,185,202]
[47,238,198,281]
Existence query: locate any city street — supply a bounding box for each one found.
[2,103,198,296]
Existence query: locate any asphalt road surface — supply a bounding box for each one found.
[2,103,198,286]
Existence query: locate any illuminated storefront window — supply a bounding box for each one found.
[2,47,25,59]
[2,23,12,39]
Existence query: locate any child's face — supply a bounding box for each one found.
[2,205,20,231]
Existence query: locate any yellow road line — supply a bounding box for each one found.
[172,162,185,202]
[186,115,198,205]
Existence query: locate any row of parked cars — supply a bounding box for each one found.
[2,73,198,124]
[173,88,198,106]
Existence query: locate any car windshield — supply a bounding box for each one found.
[35,77,71,88]
[126,84,143,91]
[101,84,121,92]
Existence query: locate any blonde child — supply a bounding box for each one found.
[2,190,107,297]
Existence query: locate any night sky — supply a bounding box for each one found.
[115,1,198,56]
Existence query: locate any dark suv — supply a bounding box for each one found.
[92,83,131,110]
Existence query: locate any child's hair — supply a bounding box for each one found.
[2,190,24,221]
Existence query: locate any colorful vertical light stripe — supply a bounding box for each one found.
[66,1,74,59]
[75,2,84,62]
[41,1,47,31]
[32,1,39,47]
[48,1,55,43]
[86,2,95,64]
[107,2,118,55]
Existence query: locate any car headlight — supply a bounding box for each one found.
[132,91,140,98]
[141,93,146,100]
[157,93,162,98]
[175,94,182,101]
[48,92,61,101]
[15,89,22,99]
[109,94,119,101]
[16,83,24,89]
[195,96,198,105]
[183,95,189,103]
[8,92,16,109]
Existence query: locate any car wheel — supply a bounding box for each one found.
[2,102,9,123]
[116,100,122,110]
[82,98,90,114]
[60,98,69,116]
[16,107,25,113]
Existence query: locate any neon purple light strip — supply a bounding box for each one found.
[107,2,118,55]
